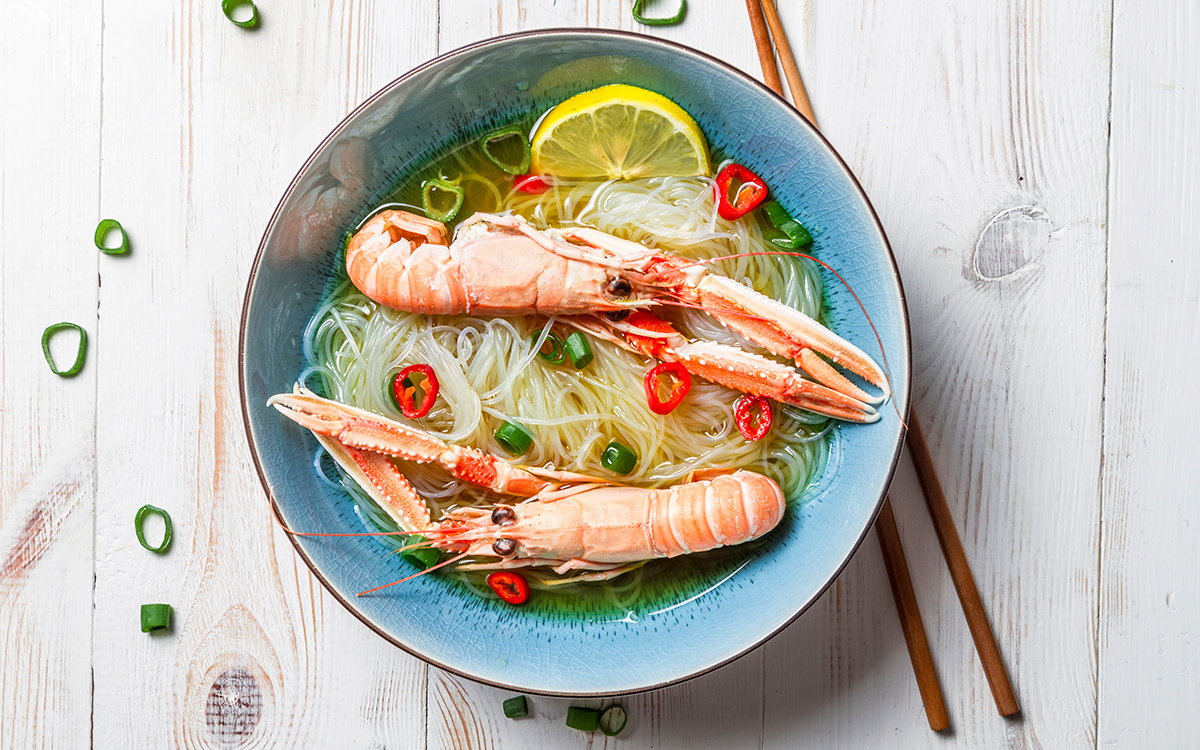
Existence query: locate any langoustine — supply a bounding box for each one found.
[269,388,786,585]
[345,210,889,423]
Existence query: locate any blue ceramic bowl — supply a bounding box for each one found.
[240,29,910,696]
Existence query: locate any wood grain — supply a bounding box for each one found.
[763,0,1109,746]
[87,2,433,747]
[0,1,100,747]
[1100,0,1200,745]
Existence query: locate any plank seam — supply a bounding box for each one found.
[91,0,107,745]
[1094,1,1118,748]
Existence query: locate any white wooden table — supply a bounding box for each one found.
[3,1,1196,747]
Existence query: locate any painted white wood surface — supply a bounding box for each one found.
[1100,1,1200,747]
[1,0,1196,747]
[0,1,100,748]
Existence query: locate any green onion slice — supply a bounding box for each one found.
[599,705,628,736]
[503,695,529,719]
[140,603,173,632]
[422,178,465,223]
[41,322,88,378]
[633,0,687,25]
[401,537,441,570]
[531,331,566,365]
[94,219,130,255]
[222,0,260,28]
[601,441,637,476]
[760,200,813,249]
[481,125,531,175]
[135,504,174,553]
[566,706,601,732]
[564,331,594,370]
[494,421,534,456]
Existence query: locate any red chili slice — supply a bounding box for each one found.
[487,571,530,605]
[714,163,769,220]
[734,395,773,440]
[644,362,692,415]
[392,364,440,419]
[514,174,551,194]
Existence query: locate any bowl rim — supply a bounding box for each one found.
[239,27,911,698]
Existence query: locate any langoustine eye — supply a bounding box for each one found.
[492,538,517,556]
[604,277,633,300]
[491,506,517,526]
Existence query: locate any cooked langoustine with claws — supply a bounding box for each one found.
[270,388,786,584]
[346,209,889,423]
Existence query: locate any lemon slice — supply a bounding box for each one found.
[530,84,710,180]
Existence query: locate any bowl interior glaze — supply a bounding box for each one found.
[240,29,910,697]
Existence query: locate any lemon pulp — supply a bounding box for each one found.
[530,84,710,180]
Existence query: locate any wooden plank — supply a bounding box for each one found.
[762,0,1110,746]
[0,1,100,747]
[1100,1,1200,746]
[89,2,435,746]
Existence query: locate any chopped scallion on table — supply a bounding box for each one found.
[41,322,88,377]
[564,331,594,369]
[221,0,259,29]
[599,705,628,736]
[494,421,534,456]
[140,603,173,633]
[502,695,529,718]
[94,218,129,255]
[134,504,173,554]
[566,706,601,732]
[633,0,687,25]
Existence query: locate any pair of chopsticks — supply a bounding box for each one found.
[743,0,1019,731]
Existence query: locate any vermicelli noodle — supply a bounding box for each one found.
[301,168,833,595]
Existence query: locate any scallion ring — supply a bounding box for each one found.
[599,705,628,736]
[222,0,259,28]
[566,706,601,732]
[140,603,173,633]
[494,421,534,456]
[760,200,813,249]
[531,331,566,365]
[601,441,637,476]
[503,695,529,719]
[134,504,173,553]
[41,322,88,378]
[422,178,465,223]
[564,331,594,369]
[481,124,531,175]
[94,219,129,255]
[400,537,441,570]
[633,0,687,26]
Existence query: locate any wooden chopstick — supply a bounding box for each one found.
[905,411,1020,715]
[876,499,951,731]
[758,0,817,126]
[746,0,1020,720]
[744,0,783,93]
[742,2,949,731]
